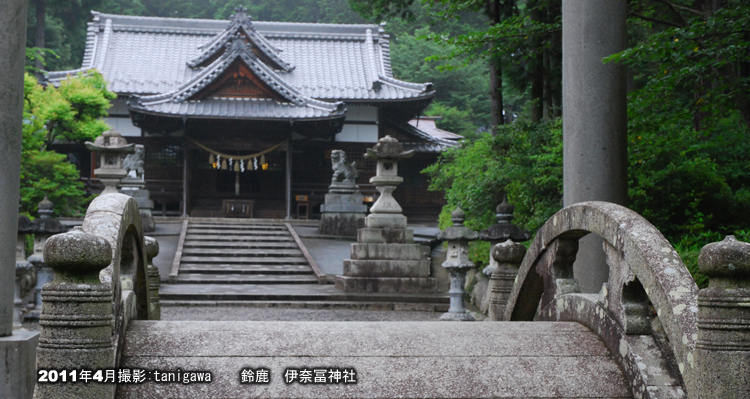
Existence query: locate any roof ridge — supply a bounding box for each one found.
[188,8,293,72]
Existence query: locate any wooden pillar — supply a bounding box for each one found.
[285,139,292,220]
[182,135,189,218]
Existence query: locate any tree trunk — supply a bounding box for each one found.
[34,0,46,72]
[530,4,544,123]
[488,0,504,133]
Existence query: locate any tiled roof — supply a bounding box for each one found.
[384,116,461,153]
[128,35,345,120]
[48,11,435,103]
[408,117,464,141]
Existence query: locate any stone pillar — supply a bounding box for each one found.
[487,240,526,321]
[695,236,750,398]
[319,150,367,237]
[562,0,628,293]
[0,2,39,397]
[436,207,478,321]
[35,228,116,399]
[336,136,437,293]
[145,236,161,320]
[0,0,27,337]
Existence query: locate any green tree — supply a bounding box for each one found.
[21,72,114,216]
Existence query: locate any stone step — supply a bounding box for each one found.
[159,284,450,304]
[170,274,319,284]
[187,229,290,236]
[179,264,314,274]
[185,235,294,242]
[118,321,630,399]
[183,241,299,249]
[181,248,303,257]
[179,256,309,264]
[190,223,286,230]
[159,300,450,312]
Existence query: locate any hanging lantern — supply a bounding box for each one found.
[209,153,215,164]
[221,159,227,170]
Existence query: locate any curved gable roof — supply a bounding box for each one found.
[48,11,435,104]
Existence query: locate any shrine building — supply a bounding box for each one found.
[48,8,461,220]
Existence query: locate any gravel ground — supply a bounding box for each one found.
[161,306,444,321]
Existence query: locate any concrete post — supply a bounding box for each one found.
[695,236,750,398]
[562,0,628,293]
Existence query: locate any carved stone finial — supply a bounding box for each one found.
[696,235,750,398]
[437,207,478,242]
[451,206,466,226]
[38,196,54,219]
[43,228,112,281]
[698,235,750,280]
[496,195,515,224]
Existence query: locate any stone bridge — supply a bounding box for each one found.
[34,194,749,399]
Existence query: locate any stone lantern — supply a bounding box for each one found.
[365,135,414,229]
[85,129,135,194]
[26,196,63,321]
[336,136,437,293]
[478,196,530,275]
[436,206,479,321]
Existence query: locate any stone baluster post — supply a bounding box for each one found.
[695,235,750,398]
[487,240,527,321]
[436,207,478,321]
[145,236,161,320]
[35,228,116,399]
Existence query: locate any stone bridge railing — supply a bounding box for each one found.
[494,201,749,399]
[35,194,160,399]
[32,197,748,399]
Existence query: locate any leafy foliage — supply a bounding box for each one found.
[424,118,562,267]
[21,72,113,216]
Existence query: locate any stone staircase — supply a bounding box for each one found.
[160,220,449,310]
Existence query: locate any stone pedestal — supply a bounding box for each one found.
[319,189,366,237]
[336,136,436,293]
[0,329,39,399]
[319,151,367,237]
